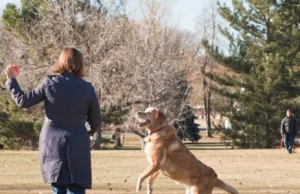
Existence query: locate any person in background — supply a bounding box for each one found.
[88,122,102,150]
[5,47,101,194]
[281,109,298,154]
[112,127,123,149]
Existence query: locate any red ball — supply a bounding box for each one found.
[12,65,19,75]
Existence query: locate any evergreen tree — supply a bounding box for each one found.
[1,3,21,32]
[174,105,201,143]
[2,0,45,35]
[205,0,300,148]
[101,104,130,126]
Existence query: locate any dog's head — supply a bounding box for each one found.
[136,107,167,131]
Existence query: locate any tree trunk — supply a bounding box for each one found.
[203,57,213,138]
[207,84,213,137]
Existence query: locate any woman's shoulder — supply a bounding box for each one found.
[83,80,96,92]
[47,75,59,79]
[79,78,94,88]
[43,75,60,84]
[44,75,95,90]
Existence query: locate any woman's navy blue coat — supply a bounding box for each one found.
[5,71,101,188]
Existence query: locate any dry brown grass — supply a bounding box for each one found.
[0,135,300,194]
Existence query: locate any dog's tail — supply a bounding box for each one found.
[215,178,239,194]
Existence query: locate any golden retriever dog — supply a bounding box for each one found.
[135,107,239,194]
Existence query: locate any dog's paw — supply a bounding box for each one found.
[147,184,153,194]
[136,181,142,192]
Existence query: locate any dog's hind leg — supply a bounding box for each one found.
[191,185,211,194]
[147,171,159,194]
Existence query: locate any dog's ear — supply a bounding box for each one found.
[153,108,166,121]
[152,108,159,119]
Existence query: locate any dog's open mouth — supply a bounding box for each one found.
[136,119,151,127]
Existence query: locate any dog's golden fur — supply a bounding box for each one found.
[136,107,239,194]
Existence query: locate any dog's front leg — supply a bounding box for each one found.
[136,164,160,192]
[147,171,160,194]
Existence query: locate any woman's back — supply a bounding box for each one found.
[44,72,95,121]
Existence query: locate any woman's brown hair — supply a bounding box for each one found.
[53,47,84,77]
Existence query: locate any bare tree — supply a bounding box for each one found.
[1,0,196,148]
[122,0,192,121]
[117,0,206,145]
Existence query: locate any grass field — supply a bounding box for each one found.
[1,134,300,194]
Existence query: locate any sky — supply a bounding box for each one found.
[0,0,20,15]
[173,0,229,32]
[0,0,232,32]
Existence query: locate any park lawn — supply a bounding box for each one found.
[0,149,300,194]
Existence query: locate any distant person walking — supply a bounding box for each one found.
[5,47,101,194]
[112,127,123,149]
[281,109,298,154]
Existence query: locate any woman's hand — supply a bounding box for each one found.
[5,64,19,79]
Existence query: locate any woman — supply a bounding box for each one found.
[5,47,101,194]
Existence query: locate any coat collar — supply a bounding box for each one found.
[62,71,80,78]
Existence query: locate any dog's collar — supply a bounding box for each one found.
[149,125,168,135]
